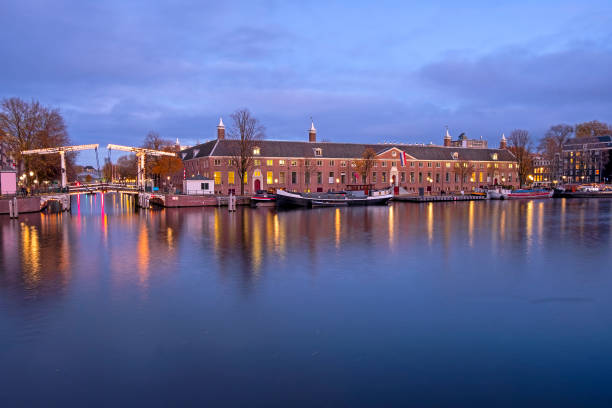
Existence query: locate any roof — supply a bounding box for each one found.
[185,175,212,181]
[180,139,516,162]
[563,135,612,150]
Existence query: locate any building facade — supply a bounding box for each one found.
[532,154,553,185]
[174,121,519,195]
[561,136,612,183]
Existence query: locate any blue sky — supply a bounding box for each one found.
[2,0,612,164]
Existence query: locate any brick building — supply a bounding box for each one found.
[174,120,519,195]
[562,135,612,183]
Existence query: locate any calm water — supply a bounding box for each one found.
[1,194,612,407]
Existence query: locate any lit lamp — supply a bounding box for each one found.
[29,171,34,177]
[274,178,278,184]
[335,178,340,183]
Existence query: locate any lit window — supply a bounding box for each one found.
[508,164,513,169]
[267,171,273,184]
[279,160,285,165]
[228,171,235,185]
[254,170,261,177]
[452,152,458,160]
[214,172,221,185]
[492,153,498,160]
[254,159,261,166]
[266,159,273,166]
[291,160,297,166]
[253,147,261,156]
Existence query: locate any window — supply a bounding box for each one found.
[452,152,458,160]
[317,172,322,184]
[410,162,415,167]
[267,171,273,185]
[291,172,297,184]
[341,161,347,167]
[373,162,378,167]
[329,171,335,183]
[202,182,209,190]
[401,172,405,182]
[427,162,432,167]
[254,159,261,166]
[382,172,387,183]
[508,164,513,169]
[418,162,423,167]
[279,160,286,166]
[228,171,235,185]
[391,161,396,167]
[291,160,297,167]
[214,159,221,166]
[382,161,387,167]
[445,172,450,182]
[435,173,440,183]
[436,162,441,168]
[418,172,422,183]
[279,172,285,184]
[214,172,221,185]
[253,170,261,177]
[410,172,415,183]
[314,148,322,157]
[329,160,335,166]
[392,150,397,157]
[341,172,346,184]
[479,172,483,182]
[445,162,450,168]
[316,160,323,166]
[266,159,273,166]
[253,147,261,156]
[244,172,247,184]
[494,164,499,169]
[492,153,498,160]
[372,172,377,183]
[305,172,311,185]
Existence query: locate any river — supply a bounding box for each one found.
[1,194,612,407]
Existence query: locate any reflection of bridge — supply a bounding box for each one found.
[68,183,140,194]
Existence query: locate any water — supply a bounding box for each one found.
[1,193,612,407]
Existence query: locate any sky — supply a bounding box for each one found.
[2,0,612,165]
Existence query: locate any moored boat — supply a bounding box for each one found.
[251,190,276,207]
[275,188,393,208]
[505,189,553,199]
[487,187,511,200]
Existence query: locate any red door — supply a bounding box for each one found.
[254,179,261,191]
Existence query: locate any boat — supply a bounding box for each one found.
[250,190,276,207]
[275,188,393,208]
[487,187,511,200]
[505,189,553,199]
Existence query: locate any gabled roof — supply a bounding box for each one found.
[180,139,516,162]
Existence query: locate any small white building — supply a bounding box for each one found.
[183,175,214,195]
[0,168,17,195]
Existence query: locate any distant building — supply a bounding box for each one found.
[183,175,214,195]
[444,130,488,148]
[562,136,612,183]
[173,120,519,195]
[532,154,553,185]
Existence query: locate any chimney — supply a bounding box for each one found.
[309,120,316,143]
[217,117,225,140]
[500,133,507,149]
[443,127,451,147]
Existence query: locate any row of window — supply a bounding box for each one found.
[210,158,512,169]
[209,170,516,185]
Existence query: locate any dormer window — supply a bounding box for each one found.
[253,147,261,156]
[452,152,458,160]
[193,149,199,157]
[314,148,322,157]
[492,153,498,160]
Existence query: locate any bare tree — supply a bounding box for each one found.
[142,131,181,185]
[454,160,475,191]
[538,124,573,181]
[227,109,265,195]
[355,147,377,184]
[0,97,73,182]
[508,129,533,187]
[575,120,612,138]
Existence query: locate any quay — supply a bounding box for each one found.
[393,194,487,203]
[0,193,71,216]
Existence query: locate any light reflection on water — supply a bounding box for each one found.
[1,193,612,406]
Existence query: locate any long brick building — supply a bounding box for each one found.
[173,120,519,195]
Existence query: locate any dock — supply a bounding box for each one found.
[393,195,487,202]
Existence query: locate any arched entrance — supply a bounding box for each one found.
[254,179,261,191]
[252,169,263,193]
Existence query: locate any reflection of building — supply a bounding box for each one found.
[562,136,612,183]
[174,120,519,195]
[0,141,15,169]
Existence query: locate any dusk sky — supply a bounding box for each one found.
[3,0,612,164]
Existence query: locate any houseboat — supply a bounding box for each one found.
[275,188,393,208]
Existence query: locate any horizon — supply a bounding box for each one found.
[3,0,612,165]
